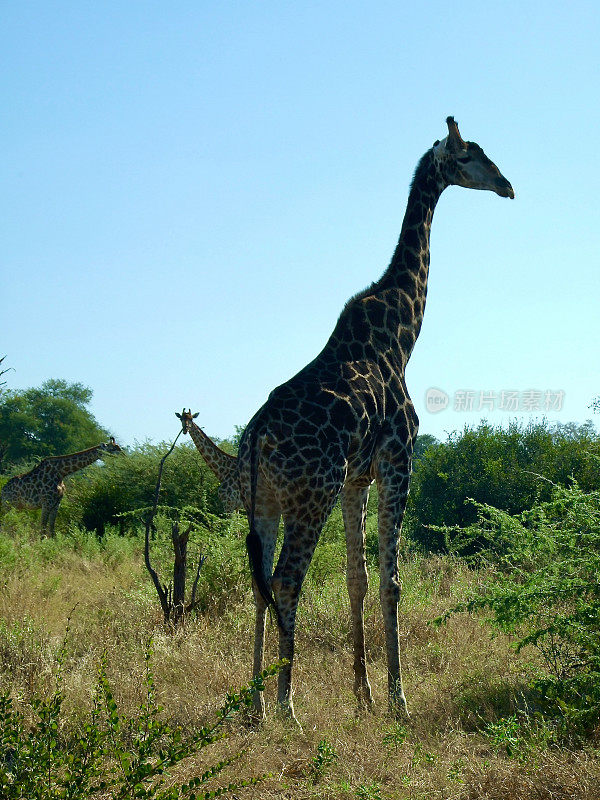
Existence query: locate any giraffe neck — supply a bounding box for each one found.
[324,149,447,370]
[188,421,236,482]
[375,148,447,342]
[49,445,105,478]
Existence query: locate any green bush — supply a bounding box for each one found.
[309,737,338,783]
[0,518,141,588]
[63,442,225,536]
[437,477,600,735]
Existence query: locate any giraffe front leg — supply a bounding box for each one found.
[40,499,60,538]
[46,501,60,537]
[341,484,373,709]
[42,485,64,538]
[272,581,298,723]
[40,503,51,538]
[376,465,411,718]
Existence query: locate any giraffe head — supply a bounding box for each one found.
[99,437,123,455]
[433,116,514,199]
[176,408,199,435]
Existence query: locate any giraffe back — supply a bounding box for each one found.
[1,460,64,510]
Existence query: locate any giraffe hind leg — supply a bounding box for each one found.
[249,513,280,720]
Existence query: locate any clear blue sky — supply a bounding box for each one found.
[2,1,599,447]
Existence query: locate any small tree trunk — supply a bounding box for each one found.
[171,522,191,627]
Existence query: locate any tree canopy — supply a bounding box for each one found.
[0,378,110,470]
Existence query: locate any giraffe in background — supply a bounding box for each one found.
[176,408,242,512]
[1,438,123,536]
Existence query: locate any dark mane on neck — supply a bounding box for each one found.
[46,444,102,461]
[408,148,434,195]
[324,146,440,335]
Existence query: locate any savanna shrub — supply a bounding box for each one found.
[143,511,249,615]
[0,639,279,799]
[438,476,600,735]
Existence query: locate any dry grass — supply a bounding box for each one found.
[0,516,599,799]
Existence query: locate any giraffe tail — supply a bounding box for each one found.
[246,528,283,630]
[245,426,284,630]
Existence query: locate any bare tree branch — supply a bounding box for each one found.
[187,549,206,614]
[144,430,182,624]
[143,428,206,629]
[146,429,183,525]
[144,516,170,620]
[0,356,12,397]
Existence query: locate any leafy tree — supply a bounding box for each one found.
[406,420,600,550]
[413,433,438,463]
[0,379,110,470]
[229,424,246,453]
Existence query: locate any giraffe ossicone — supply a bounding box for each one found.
[1,438,123,537]
[189,117,514,723]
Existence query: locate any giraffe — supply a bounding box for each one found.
[1,438,123,536]
[200,117,513,723]
[175,409,243,512]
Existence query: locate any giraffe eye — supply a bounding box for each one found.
[457,156,471,164]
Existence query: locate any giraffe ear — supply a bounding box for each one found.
[192,413,199,419]
[175,412,182,419]
[110,436,115,444]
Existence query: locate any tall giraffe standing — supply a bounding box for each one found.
[196,118,513,723]
[176,409,242,512]
[1,438,123,536]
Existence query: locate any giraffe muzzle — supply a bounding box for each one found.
[495,176,514,199]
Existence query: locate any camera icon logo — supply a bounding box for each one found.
[425,387,449,414]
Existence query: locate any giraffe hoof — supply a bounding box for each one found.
[243,707,266,728]
[389,696,410,719]
[275,703,303,732]
[354,686,374,712]
[247,695,266,725]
